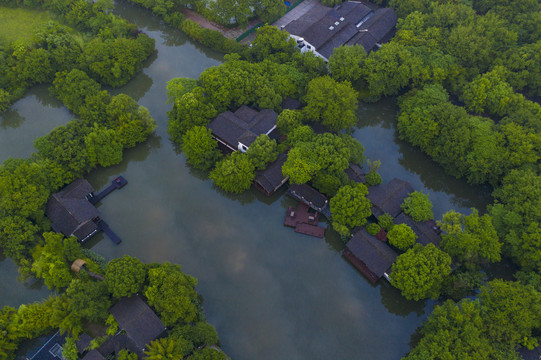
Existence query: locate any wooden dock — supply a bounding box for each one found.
[295,223,325,238]
[95,219,122,245]
[88,176,128,205]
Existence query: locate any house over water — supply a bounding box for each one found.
[109,295,166,352]
[208,105,278,152]
[367,178,414,218]
[45,179,100,242]
[283,1,397,61]
[287,183,331,218]
[254,153,289,196]
[342,228,398,283]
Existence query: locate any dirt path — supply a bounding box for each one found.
[181,9,260,40]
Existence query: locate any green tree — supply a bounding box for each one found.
[168,91,218,142]
[171,322,219,348]
[52,69,102,113]
[31,232,82,291]
[66,279,111,323]
[0,216,39,261]
[117,349,138,360]
[145,337,192,360]
[387,223,417,251]
[245,134,279,170]
[105,255,147,299]
[439,209,501,267]
[244,25,296,63]
[166,78,198,104]
[85,126,123,168]
[390,243,452,300]
[188,348,227,360]
[330,183,371,237]
[209,152,256,194]
[276,109,303,135]
[144,263,199,326]
[181,126,222,171]
[401,191,433,222]
[404,299,504,360]
[303,76,359,131]
[480,279,541,349]
[328,44,366,83]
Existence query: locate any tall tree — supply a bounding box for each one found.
[105,255,147,299]
[181,126,222,171]
[330,183,371,237]
[209,152,255,194]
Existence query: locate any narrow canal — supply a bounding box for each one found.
[0,2,491,359]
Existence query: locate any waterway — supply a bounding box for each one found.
[0,2,492,359]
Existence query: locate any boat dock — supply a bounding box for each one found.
[88,176,128,205]
[284,203,326,238]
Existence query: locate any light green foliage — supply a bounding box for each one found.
[245,25,295,62]
[145,263,199,326]
[378,213,395,232]
[246,134,279,170]
[105,314,118,336]
[328,44,366,83]
[0,89,12,112]
[404,299,504,360]
[281,145,320,185]
[391,243,452,300]
[62,337,78,360]
[303,76,359,132]
[209,152,255,194]
[85,126,123,168]
[401,191,433,222]
[0,7,53,45]
[365,172,382,187]
[166,77,198,104]
[31,232,82,291]
[366,223,381,236]
[439,209,501,267]
[105,255,147,299]
[145,337,191,360]
[117,349,138,360]
[501,41,541,97]
[284,125,315,147]
[168,91,218,142]
[387,223,417,251]
[181,126,223,171]
[276,109,302,135]
[480,279,541,349]
[188,348,228,360]
[330,183,372,237]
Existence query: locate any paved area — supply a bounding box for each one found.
[182,9,259,39]
[272,0,318,29]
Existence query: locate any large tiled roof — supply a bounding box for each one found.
[109,295,166,350]
[346,228,398,278]
[284,1,396,56]
[208,106,277,149]
[394,212,441,247]
[367,178,414,218]
[254,153,288,195]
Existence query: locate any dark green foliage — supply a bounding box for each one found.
[168,90,218,142]
[181,126,223,171]
[387,223,417,251]
[365,171,382,187]
[166,77,198,104]
[52,69,102,113]
[66,279,111,323]
[209,152,256,194]
[391,243,452,300]
[170,322,219,348]
[188,348,228,360]
[144,262,199,326]
[330,183,371,237]
[105,255,147,299]
[401,191,433,222]
[303,76,358,132]
[180,19,244,54]
[245,134,279,170]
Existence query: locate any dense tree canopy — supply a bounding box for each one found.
[209,152,256,194]
[330,183,371,237]
[387,224,417,251]
[391,243,452,300]
[401,191,433,222]
[182,126,223,171]
[105,255,147,299]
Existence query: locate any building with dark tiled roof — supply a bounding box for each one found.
[367,178,414,218]
[342,228,398,283]
[109,295,166,351]
[26,331,66,360]
[283,1,397,61]
[45,179,100,242]
[394,212,441,247]
[208,105,278,153]
[254,153,289,196]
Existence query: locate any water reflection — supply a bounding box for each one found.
[0,108,24,129]
[0,256,50,307]
[353,98,492,218]
[379,282,427,317]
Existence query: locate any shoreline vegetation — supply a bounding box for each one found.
[0,1,230,359]
[0,0,540,359]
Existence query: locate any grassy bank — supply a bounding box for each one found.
[0,7,55,44]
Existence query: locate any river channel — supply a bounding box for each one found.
[0,2,492,359]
